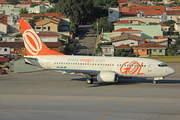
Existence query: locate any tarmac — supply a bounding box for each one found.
[0,63,180,120]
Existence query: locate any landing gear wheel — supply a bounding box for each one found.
[86,79,93,84]
[153,80,157,84]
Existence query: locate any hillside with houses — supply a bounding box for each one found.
[0,0,179,61]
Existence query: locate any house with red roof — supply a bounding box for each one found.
[0,41,62,57]
[113,28,142,36]
[37,33,59,42]
[157,23,169,32]
[150,36,168,46]
[115,44,132,55]
[121,6,165,17]
[0,15,9,34]
[133,43,166,56]
[35,18,61,32]
[114,20,163,39]
[110,33,146,47]
[162,10,180,22]
[28,2,55,14]
[16,1,33,11]
[20,14,42,20]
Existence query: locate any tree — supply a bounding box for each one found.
[55,0,94,20]
[93,0,119,7]
[46,8,57,13]
[91,17,113,34]
[167,38,180,56]
[30,3,39,7]
[163,20,176,35]
[114,49,127,57]
[5,0,18,5]
[48,0,58,3]
[28,16,41,28]
[19,8,28,15]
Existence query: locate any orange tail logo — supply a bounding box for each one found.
[19,19,65,56]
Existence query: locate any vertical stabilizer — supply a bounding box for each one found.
[19,19,65,56]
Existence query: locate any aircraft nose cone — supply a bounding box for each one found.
[169,67,175,75]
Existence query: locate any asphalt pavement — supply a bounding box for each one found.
[74,24,97,55]
[0,63,180,120]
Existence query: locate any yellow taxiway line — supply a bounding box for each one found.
[99,97,180,120]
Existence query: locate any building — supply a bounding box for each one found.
[20,14,42,20]
[133,43,166,56]
[115,44,132,55]
[0,15,8,34]
[113,28,142,36]
[100,45,114,56]
[0,4,21,15]
[110,33,146,47]
[28,3,55,14]
[35,18,61,32]
[162,10,180,22]
[44,13,70,32]
[108,7,119,23]
[114,20,163,38]
[0,41,62,57]
[7,15,20,33]
[16,1,33,11]
[37,33,59,42]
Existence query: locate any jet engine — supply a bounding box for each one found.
[97,71,118,83]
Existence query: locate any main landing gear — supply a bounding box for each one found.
[86,75,94,84]
[86,78,93,84]
[153,80,157,84]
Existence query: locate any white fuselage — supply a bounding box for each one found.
[25,55,175,78]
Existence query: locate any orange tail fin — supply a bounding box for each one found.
[19,19,65,56]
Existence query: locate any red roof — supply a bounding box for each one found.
[166,10,180,15]
[154,36,167,39]
[142,10,163,15]
[121,12,139,16]
[36,18,43,22]
[157,23,169,27]
[133,43,166,48]
[0,15,8,25]
[39,3,47,5]
[170,6,180,10]
[115,20,145,24]
[0,42,62,48]
[0,1,7,4]
[20,14,42,18]
[44,13,65,17]
[121,6,165,16]
[17,1,33,5]
[37,33,59,37]
[113,28,142,32]
[0,42,24,47]
[115,44,131,49]
[141,0,152,1]
[111,33,145,42]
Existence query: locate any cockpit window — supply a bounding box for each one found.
[158,63,168,67]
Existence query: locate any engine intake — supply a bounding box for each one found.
[97,71,118,83]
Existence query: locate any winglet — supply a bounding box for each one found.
[19,19,65,56]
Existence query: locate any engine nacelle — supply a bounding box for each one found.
[97,71,118,83]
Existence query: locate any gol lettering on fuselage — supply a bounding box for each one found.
[120,61,145,75]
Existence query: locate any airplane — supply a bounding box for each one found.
[19,19,175,84]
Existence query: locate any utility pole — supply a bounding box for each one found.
[96,19,98,46]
